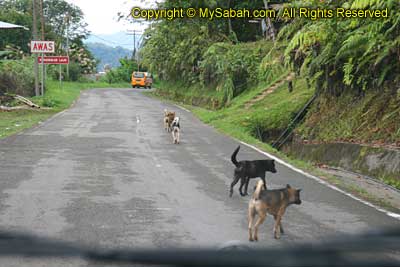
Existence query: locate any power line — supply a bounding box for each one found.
[87,34,137,48]
[126,30,145,61]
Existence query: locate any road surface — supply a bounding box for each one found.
[0,88,399,266]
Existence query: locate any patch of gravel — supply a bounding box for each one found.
[317,166,400,213]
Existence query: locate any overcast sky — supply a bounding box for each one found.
[65,0,156,35]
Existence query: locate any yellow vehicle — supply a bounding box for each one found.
[131,72,153,89]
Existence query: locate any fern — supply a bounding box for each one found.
[351,0,383,9]
[335,34,368,62]
[377,65,392,86]
[343,59,354,86]
[374,46,391,67]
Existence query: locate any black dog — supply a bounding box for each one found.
[229,146,277,197]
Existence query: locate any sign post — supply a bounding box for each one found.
[37,56,69,90]
[30,41,55,96]
[59,64,62,89]
[41,53,44,95]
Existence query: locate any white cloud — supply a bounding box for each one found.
[66,0,157,34]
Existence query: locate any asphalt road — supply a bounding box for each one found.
[0,88,399,266]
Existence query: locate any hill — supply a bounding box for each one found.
[85,32,142,50]
[86,42,132,71]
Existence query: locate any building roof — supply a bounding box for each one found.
[0,21,29,30]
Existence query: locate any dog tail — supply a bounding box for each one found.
[253,180,265,200]
[231,146,240,167]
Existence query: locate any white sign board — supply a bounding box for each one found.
[30,41,55,53]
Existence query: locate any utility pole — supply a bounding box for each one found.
[65,13,70,79]
[32,0,40,96]
[127,30,143,71]
[126,30,137,60]
[39,0,45,96]
[39,0,45,39]
[137,34,144,72]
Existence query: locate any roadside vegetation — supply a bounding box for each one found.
[191,78,314,143]
[1,0,99,97]
[141,0,400,192]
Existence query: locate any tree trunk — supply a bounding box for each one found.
[263,0,276,41]
[227,0,237,43]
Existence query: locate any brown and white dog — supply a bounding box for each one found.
[163,109,175,132]
[171,117,180,144]
[248,180,302,241]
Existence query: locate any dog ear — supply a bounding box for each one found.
[286,184,291,189]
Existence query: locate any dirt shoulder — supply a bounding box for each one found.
[316,165,400,214]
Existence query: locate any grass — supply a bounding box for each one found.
[153,79,228,109]
[379,175,400,190]
[192,77,315,140]
[298,90,400,144]
[0,80,129,139]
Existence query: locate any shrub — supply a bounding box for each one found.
[0,57,35,96]
[41,97,60,108]
[47,62,82,82]
[66,62,82,82]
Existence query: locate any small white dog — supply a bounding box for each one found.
[171,117,181,144]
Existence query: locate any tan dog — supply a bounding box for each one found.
[163,109,175,132]
[248,180,302,241]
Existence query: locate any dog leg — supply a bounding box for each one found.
[260,174,267,190]
[274,215,284,234]
[273,208,286,239]
[239,177,246,196]
[253,213,266,242]
[176,130,180,144]
[248,204,256,242]
[230,175,240,197]
[243,177,250,196]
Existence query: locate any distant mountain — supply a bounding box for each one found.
[85,32,142,50]
[86,42,132,71]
